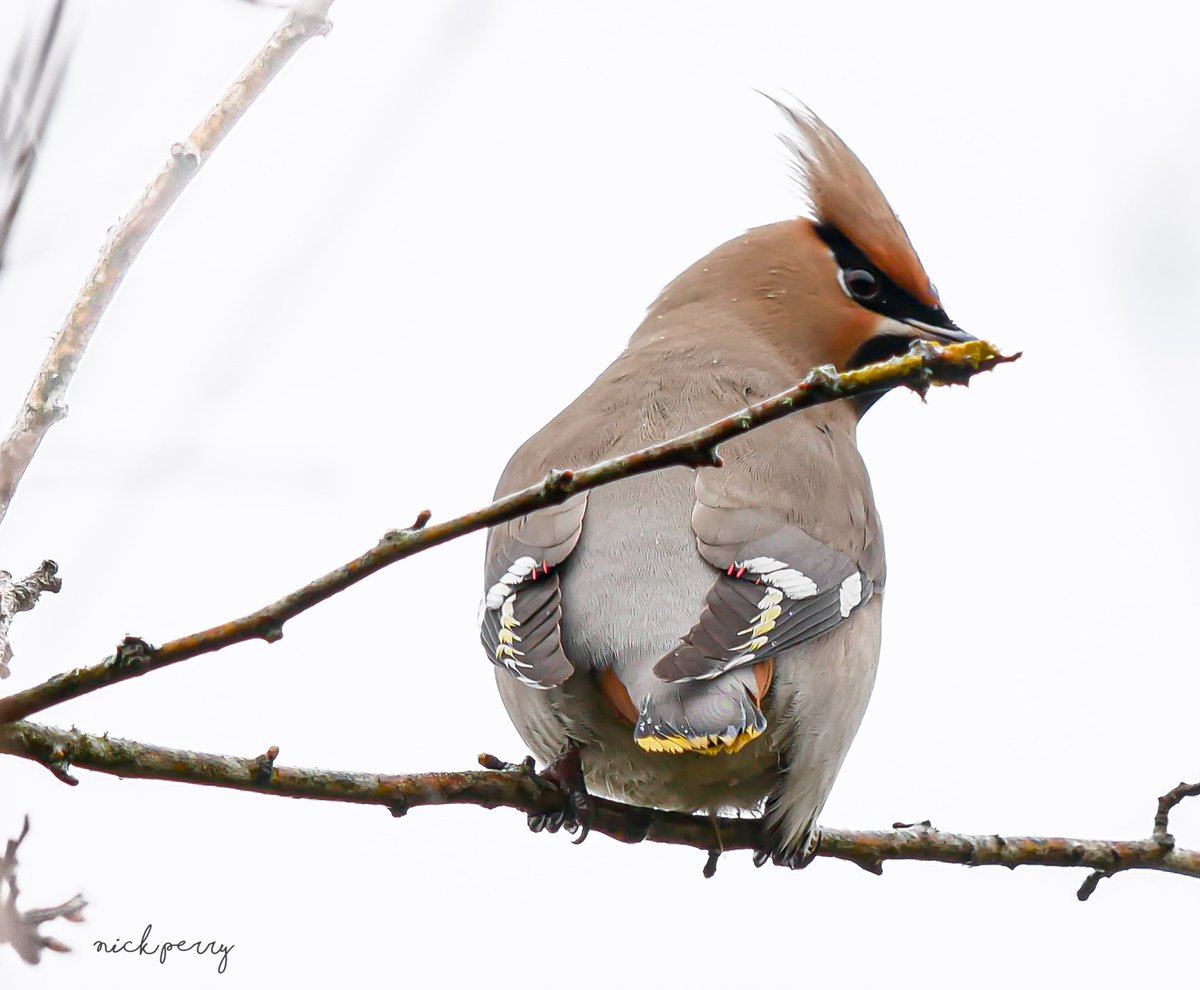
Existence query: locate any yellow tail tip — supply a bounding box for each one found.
[635,723,763,756]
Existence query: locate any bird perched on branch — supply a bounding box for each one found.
[479,100,972,867]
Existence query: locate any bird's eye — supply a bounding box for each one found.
[843,268,880,301]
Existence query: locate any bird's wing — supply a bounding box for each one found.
[479,494,587,689]
[653,447,884,683]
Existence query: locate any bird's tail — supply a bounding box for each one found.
[632,660,774,755]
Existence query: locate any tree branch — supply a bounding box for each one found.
[0,816,86,965]
[0,719,1193,890]
[0,339,1017,724]
[0,560,60,679]
[0,0,335,528]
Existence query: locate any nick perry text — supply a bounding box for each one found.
[93,924,234,974]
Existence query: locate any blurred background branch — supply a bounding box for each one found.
[0,0,336,966]
[0,0,69,273]
[0,816,86,965]
[0,0,335,531]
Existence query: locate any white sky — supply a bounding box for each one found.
[2,1,1200,986]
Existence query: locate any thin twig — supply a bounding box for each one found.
[0,0,336,528]
[0,720,1193,890]
[1153,780,1200,841]
[0,339,1017,725]
[0,560,61,679]
[0,816,86,964]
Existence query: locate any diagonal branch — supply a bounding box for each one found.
[0,816,86,964]
[0,0,335,529]
[0,719,1194,890]
[0,339,1017,725]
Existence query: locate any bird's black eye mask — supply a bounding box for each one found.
[814,224,961,335]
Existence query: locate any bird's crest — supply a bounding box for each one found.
[766,96,940,309]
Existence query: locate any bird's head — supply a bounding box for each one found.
[767,99,974,378]
[637,101,975,414]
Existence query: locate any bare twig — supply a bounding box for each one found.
[1077,779,1200,900]
[0,816,86,964]
[0,720,1193,891]
[0,0,71,270]
[0,340,1017,725]
[0,0,336,529]
[0,560,60,679]
[1153,780,1200,841]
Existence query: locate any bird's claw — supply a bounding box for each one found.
[753,828,821,870]
[526,743,593,844]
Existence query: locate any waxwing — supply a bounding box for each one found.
[479,101,972,865]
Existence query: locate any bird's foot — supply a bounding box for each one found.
[527,742,593,844]
[752,827,821,870]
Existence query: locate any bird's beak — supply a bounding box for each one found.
[902,316,976,345]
